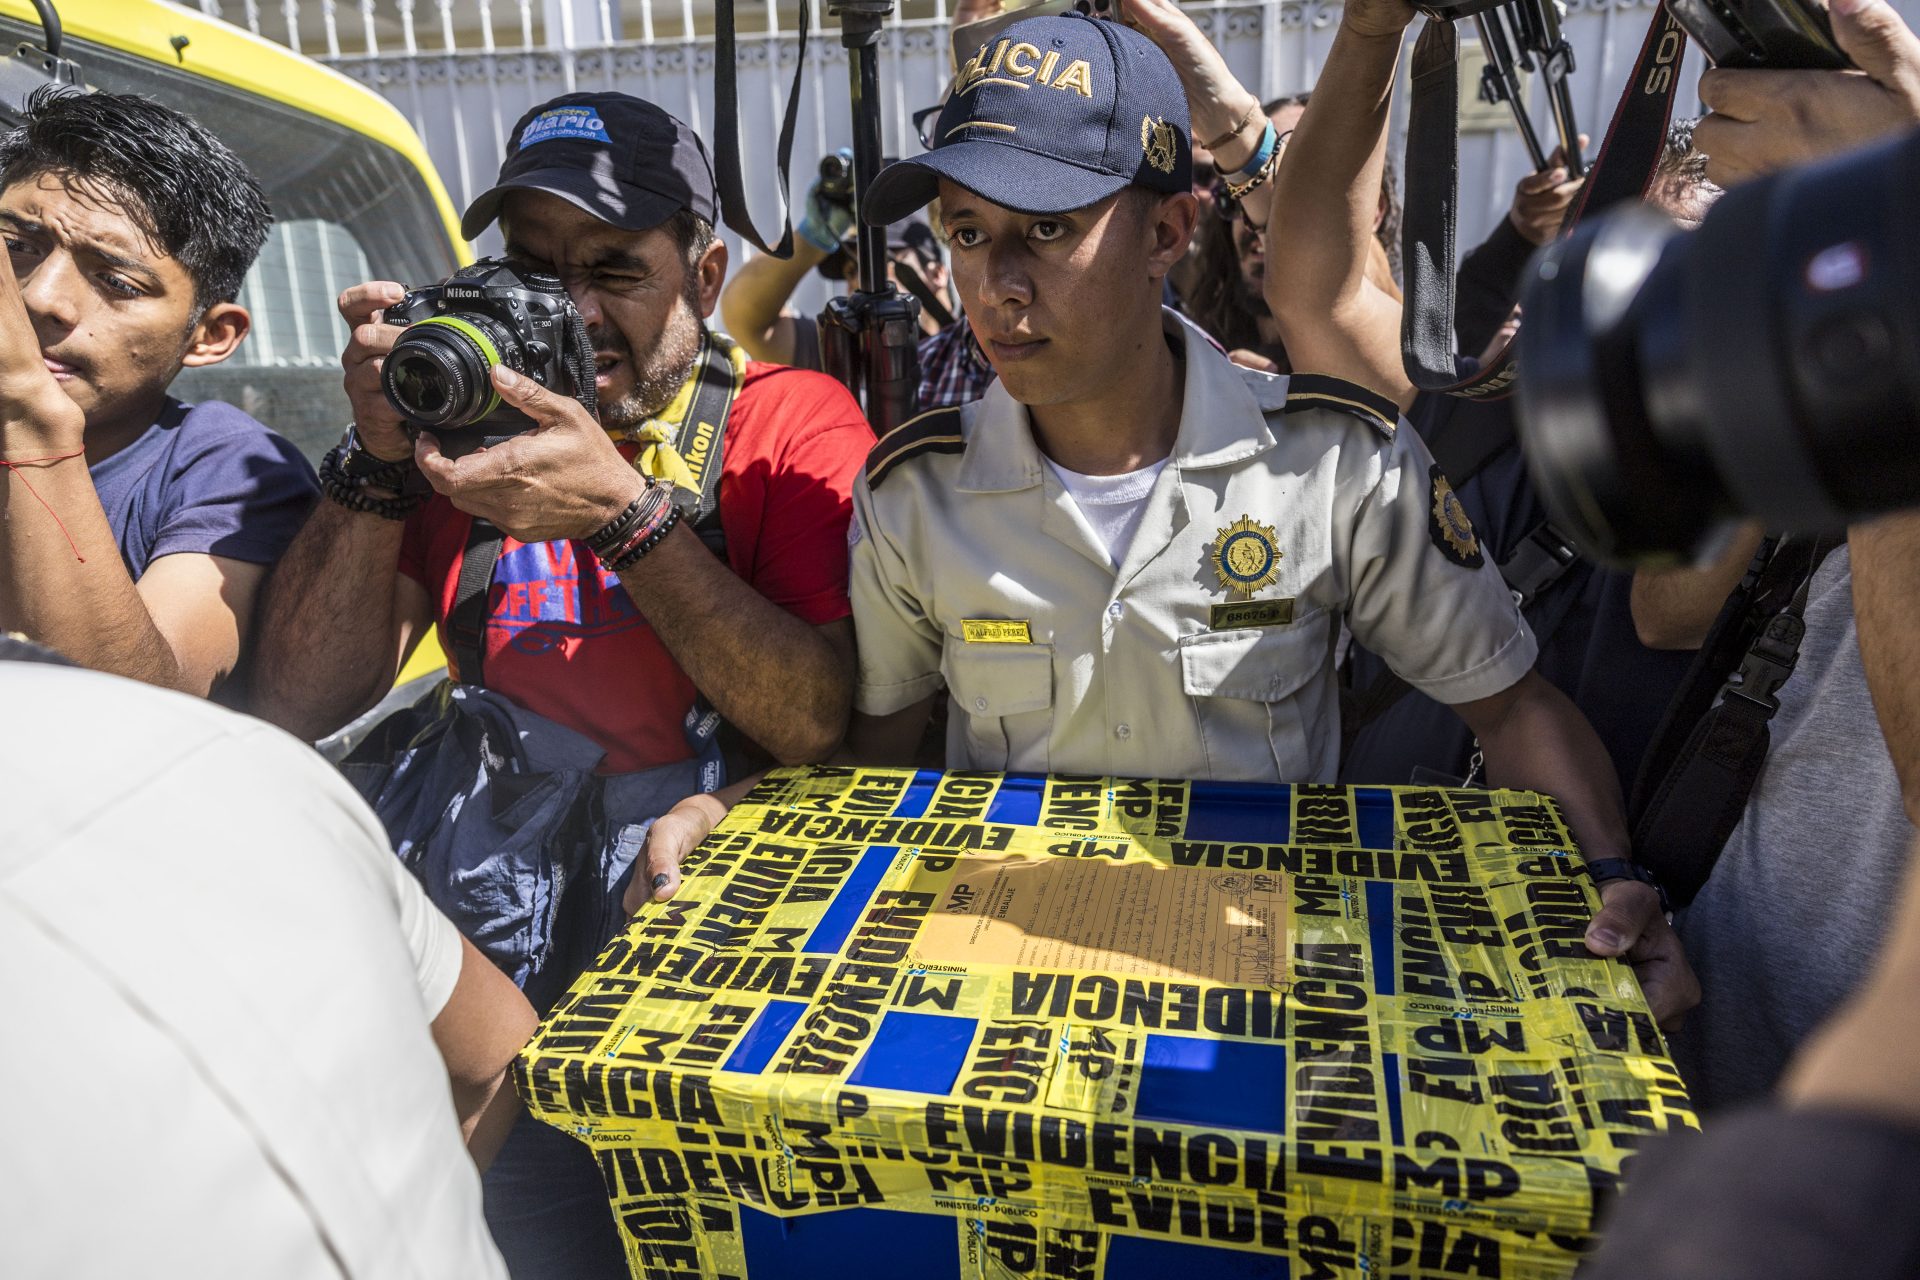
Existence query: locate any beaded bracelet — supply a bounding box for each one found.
[319,444,426,521]
[585,481,673,559]
[603,501,683,573]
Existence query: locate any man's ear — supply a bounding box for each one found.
[180,301,251,368]
[695,238,729,319]
[1145,190,1200,282]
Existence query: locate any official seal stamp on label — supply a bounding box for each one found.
[1209,516,1282,595]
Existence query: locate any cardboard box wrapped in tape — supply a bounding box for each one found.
[517,768,1696,1280]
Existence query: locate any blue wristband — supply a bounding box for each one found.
[1237,121,1278,178]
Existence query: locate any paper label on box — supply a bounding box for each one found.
[915,856,1285,987]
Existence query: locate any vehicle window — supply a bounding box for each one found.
[0,19,460,458]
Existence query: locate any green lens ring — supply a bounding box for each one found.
[409,314,505,420]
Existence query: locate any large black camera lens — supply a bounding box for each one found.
[382,314,519,431]
[1516,129,1920,567]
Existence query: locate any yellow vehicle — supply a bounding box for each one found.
[0,0,459,683]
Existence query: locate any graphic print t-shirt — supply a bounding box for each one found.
[398,362,874,774]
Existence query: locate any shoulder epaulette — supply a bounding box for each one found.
[1279,373,1400,440]
[865,406,966,490]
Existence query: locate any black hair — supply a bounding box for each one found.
[664,206,716,272]
[0,87,272,311]
[1656,116,1717,190]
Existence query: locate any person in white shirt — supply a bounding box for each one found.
[0,639,533,1279]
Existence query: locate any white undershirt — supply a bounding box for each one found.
[1045,456,1170,569]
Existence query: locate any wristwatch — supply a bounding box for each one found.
[336,422,419,490]
[1585,858,1674,918]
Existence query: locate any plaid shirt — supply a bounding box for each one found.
[916,321,997,412]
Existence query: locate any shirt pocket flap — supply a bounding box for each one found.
[942,641,1055,717]
[1180,614,1330,702]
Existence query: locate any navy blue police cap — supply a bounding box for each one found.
[863,13,1190,225]
[461,92,719,241]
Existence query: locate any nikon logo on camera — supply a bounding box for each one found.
[957,40,1095,98]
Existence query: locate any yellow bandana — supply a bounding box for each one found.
[610,332,748,500]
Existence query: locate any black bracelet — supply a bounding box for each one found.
[586,481,673,559]
[320,444,426,521]
[606,501,682,573]
[585,492,649,559]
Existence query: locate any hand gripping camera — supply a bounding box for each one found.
[380,258,598,455]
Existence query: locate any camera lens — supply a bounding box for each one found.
[1515,129,1920,567]
[382,315,519,430]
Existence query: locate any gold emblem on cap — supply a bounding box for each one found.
[1430,471,1482,564]
[1142,116,1178,175]
[1209,516,1282,596]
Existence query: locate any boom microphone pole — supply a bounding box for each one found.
[817,0,923,437]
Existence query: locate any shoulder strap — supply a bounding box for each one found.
[447,517,504,687]
[865,405,966,490]
[1399,5,1689,399]
[1280,373,1399,440]
[677,338,742,558]
[1628,536,1841,906]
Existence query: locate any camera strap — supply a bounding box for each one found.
[1627,535,1839,907]
[712,0,810,256]
[1399,4,1691,398]
[445,336,745,688]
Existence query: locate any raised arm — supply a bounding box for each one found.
[719,240,833,364]
[1264,0,1419,405]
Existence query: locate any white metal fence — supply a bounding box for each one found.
[195,0,1719,311]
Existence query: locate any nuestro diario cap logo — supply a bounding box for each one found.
[519,106,612,149]
[956,38,1096,98]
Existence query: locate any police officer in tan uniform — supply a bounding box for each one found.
[838,10,1696,1024]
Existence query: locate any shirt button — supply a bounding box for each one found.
[1107,601,1124,619]
[974,696,989,712]
[1115,723,1132,740]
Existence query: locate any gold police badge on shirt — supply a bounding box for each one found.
[1429,466,1484,568]
[1209,516,1282,596]
[1142,116,1179,175]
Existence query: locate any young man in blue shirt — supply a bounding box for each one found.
[0,89,315,699]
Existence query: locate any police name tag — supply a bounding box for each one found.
[962,619,1034,644]
[1209,599,1294,630]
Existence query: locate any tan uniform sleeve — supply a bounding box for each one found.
[849,473,945,716]
[1343,424,1539,704]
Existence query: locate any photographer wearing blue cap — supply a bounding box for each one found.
[251,91,876,1277]
[838,6,1695,1025]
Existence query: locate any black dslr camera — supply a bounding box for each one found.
[1515,129,1920,567]
[381,258,597,456]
